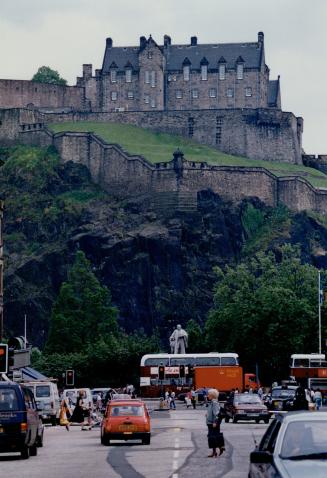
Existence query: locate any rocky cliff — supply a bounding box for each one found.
[2,145,327,347]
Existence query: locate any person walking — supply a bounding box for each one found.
[206,388,223,457]
[191,387,197,409]
[70,390,86,428]
[170,391,176,410]
[314,389,322,410]
[59,398,71,431]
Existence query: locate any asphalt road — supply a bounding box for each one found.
[0,405,267,478]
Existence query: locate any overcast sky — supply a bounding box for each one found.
[0,0,326,153]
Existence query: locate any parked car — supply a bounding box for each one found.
[224,393,270,423]
[24,380,60,425]
[101,399,151,445]
[0,381,44,459]
[265,386,298,412]
[249,411,327,477]
[91,388,112,404]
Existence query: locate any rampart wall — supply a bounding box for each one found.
[0,80,85,111]
[15,124,327,215]
[39,108,303,165]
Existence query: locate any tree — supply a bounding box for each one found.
[205,245,321,382]
[186,319,205,353]
[45,250,118,353]
[32,66,67,86]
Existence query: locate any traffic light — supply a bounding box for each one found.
[179,364,185,378]
[0,344,8,373]
[65,369,75,386]
[158,365,165,381]
[188,365,194,378]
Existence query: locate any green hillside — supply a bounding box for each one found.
[50,122,327,188]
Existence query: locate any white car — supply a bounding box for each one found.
[25,381,60,425]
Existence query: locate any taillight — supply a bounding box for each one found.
[21,423,27,432]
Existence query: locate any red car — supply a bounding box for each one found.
[101,400,151,445]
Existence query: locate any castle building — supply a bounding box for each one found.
[77,32,281,112]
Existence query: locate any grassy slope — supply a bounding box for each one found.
[50,122,327,189]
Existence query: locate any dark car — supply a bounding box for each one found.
[0,381,44,459]
[266,386,298,412]
[249,411,327,478]
[224,393,270,423]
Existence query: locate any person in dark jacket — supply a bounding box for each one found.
[70,391,85,424]
[292,386,309,411]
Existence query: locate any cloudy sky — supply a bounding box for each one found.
[0,0,326,153]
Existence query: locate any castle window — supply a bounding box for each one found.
[145,71,150,84]
[111,91,118,101]
[151,71,156,87]
[227,88,234,98]
[176,90,182,99]
[183,65,190,81]
[188,117,194,137]
[127,91,134,99]
[219,64,226,80]
[34,87,38,92]
[148,51,153,59]
[201,65,208,81]
[125,69,132,83]
[151,98,156,108]
[144,94,150,104]
[192,89,199,99]
[237,64,244,80]
[110,70,117,83]
[209,88,217,98]
[245,87,252,97]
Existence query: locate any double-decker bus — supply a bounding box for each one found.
[290,354,327,392]
[140,353,257,397]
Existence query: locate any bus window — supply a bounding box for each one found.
[195,357,221,366]
[170,358,193,366]
[293,359,309,367]
[221,356,237,366]
[144,358,170,366]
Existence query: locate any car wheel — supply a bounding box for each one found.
[30,443,38,456]
[232,416,238,423]
[264,418,269,424]
[101,433,110,446]
[255,419,260,424]
[51,416,57,426]
[142,435,151,445]
[21,445,30,459]
[225,416,230,423]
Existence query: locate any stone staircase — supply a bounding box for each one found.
[151,191,198,215]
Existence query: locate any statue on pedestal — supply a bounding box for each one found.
[169,325,188,354]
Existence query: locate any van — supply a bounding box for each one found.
[24,381,60,425]
[0,381,44,459]
[62,388,93,410]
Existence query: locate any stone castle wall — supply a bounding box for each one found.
[15,124,327,214]
[38,107,303,164]
[0,80,85,111]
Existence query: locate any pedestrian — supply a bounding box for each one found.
[185,391,192,408]
[165,390,169,407]
[257,387,263,400]
[96,393,102,412]
[293,386,309,411]
[191,387,196,409]
[59,398,71,431]
[70,390,86,428]
[314,389,322,410]
[206,388,224,457]
[170,391,176,410]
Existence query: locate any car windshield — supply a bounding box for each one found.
[272,389,296,399]
[235,395,261,404]
[36,385,50,398]
[0,388,19,411]
[281,421,327,459]
[110,406,144,417]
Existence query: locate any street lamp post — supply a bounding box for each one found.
[318,270,322,354]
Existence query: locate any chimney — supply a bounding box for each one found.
[106,37,113,48]
[82,64,92,79]
[164,35,171,47]
[190,36,197,46]
[258,31,264,44]
[140,36,147,49]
